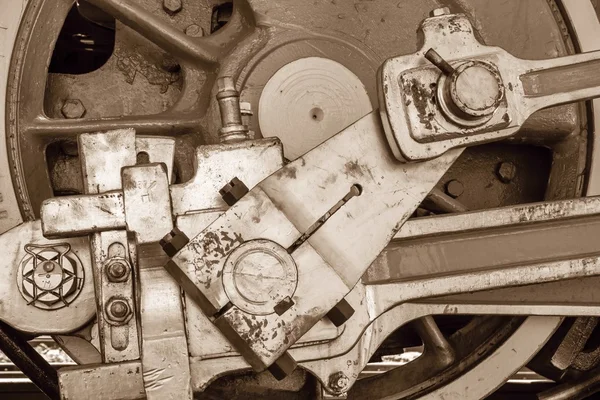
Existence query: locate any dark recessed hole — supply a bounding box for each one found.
[310,107,324,122]
[136,152,150,165]
[49,1,116,75]
[211,2,233,33]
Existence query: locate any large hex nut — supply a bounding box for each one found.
[219,177,249,206]
[328,371,350,393]
[160,227,190,257]
[105,259,130,283]
[105,297,133,325]
[61,99,86,119]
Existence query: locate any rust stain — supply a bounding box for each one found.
[448,16,472,34]
[274,165,298,180]
[283,166,297,179]
[344,160,375,182]
[344,160,365,179]
[404,77,434,130]
[116,50,181,94]
[188,230,244,289]
[324,174,338,185]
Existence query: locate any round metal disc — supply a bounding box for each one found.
[259,57,372,160]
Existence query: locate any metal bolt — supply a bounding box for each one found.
[111,301,128,318]
[424,48,455,76]
[105,298,131,324]
[219,177,250,206]
[450,62,503,118]
[160,227,190,257]
[106,261,129,282]
[497,161,517,183]
[328,372,350,392]
[42,262,55,273]
[430,7,451,17]
[61,99,86,119]
[185,24,204,37]
[445,179,464,198]
[162,0,182,15]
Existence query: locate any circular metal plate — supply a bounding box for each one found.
[258,57,372,160]
[223,239,298,315]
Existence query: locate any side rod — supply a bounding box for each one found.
[0,321,60,400]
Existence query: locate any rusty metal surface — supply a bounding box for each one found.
[3,0,600,399]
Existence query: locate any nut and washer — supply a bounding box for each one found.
[105,298,132,325]
[328,371,350,393]
[105,259,130,283]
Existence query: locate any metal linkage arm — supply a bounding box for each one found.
[163,112,460,375]
[379,9,600,162]
[189,196,600,396]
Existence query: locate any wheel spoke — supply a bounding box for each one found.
[25,114,201,139]
[414,316,455,367]
[86,0,220,66]
[349,316,455,399]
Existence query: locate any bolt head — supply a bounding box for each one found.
[220,177,249,206]
[160,227,190,257]
[110,300,128,318]
[163,0,182,14]
[185,24,204,37]
[42,261,55,273]
[106,298,131,323]
[497,162,517,183]
[445,180,464,198]
[328,372,349,392]
[106,261,128,282]
[61,99,86,119]
[430,7,450,17]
